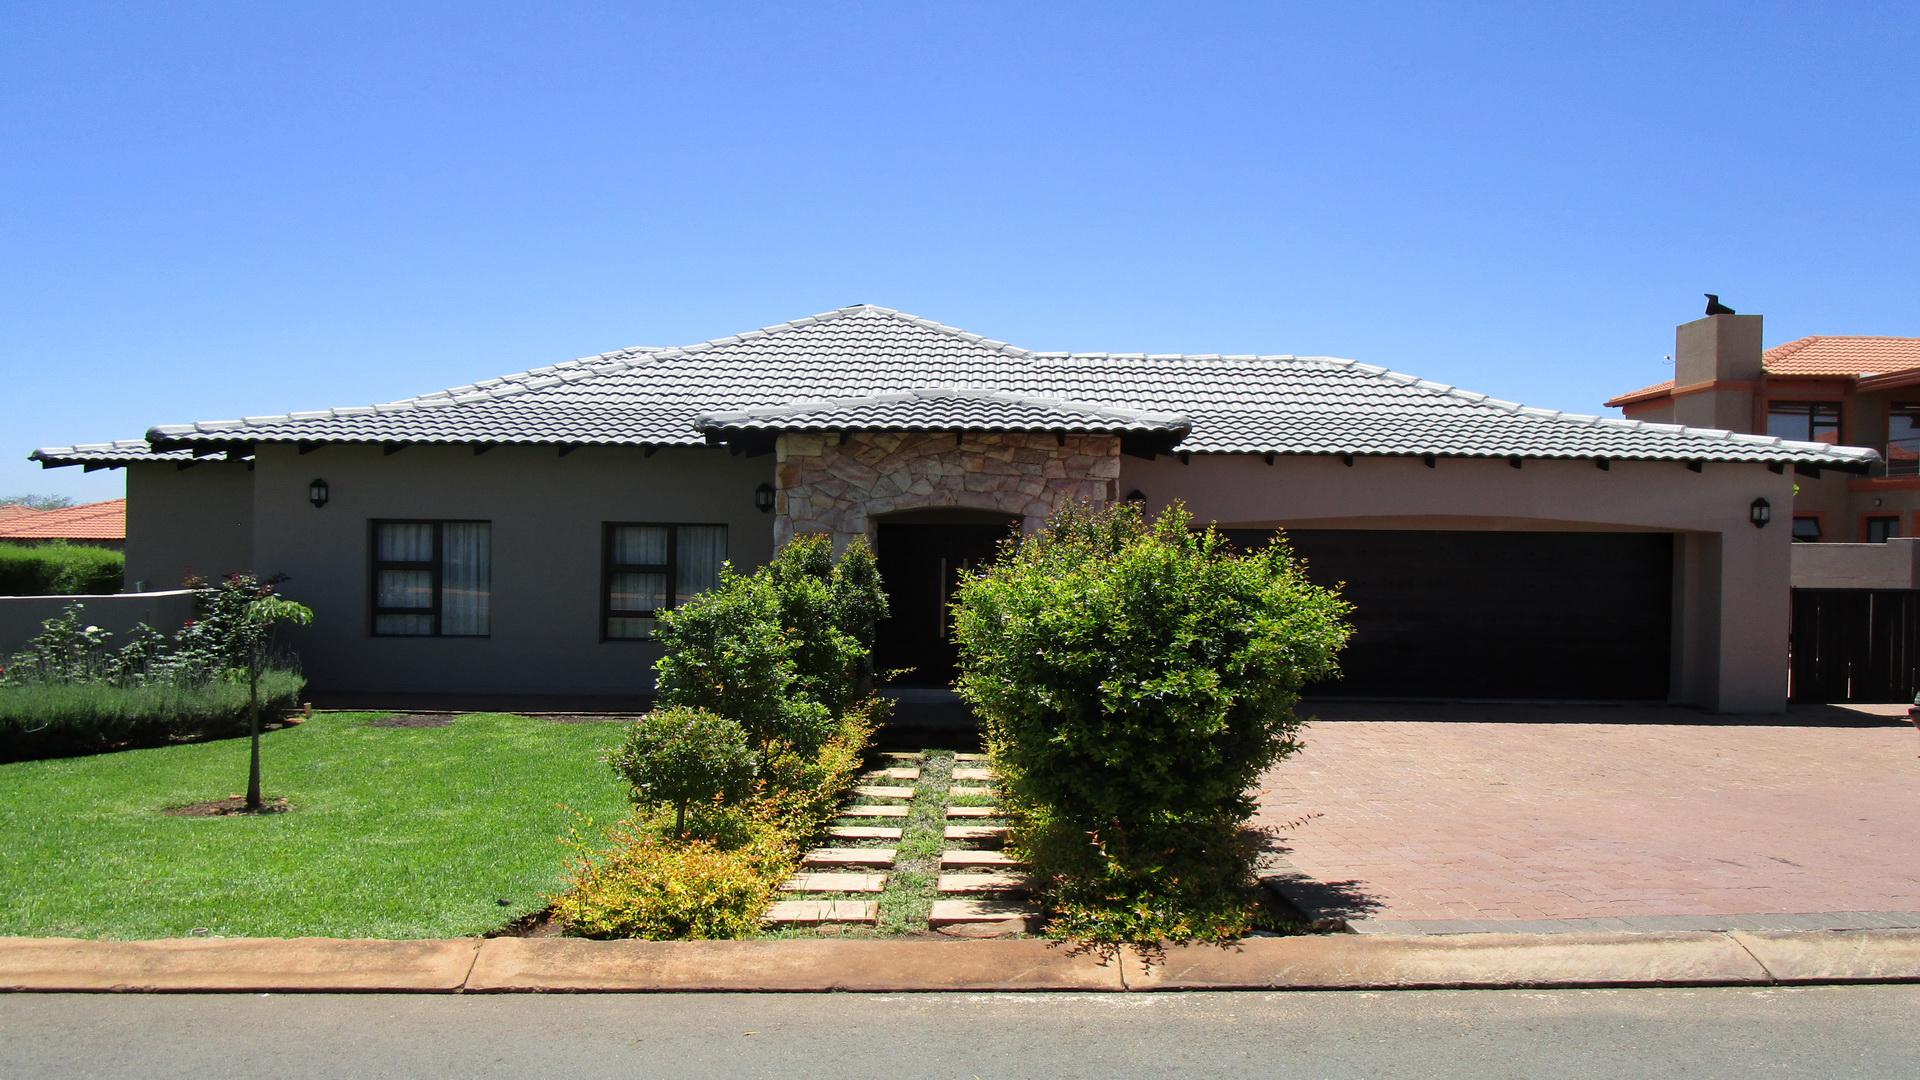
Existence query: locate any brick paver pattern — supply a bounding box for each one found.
[1253,707,1920,922]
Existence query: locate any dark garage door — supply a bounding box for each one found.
[1221,529,1673,701]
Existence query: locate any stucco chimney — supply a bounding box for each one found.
[1671,312,1762,430]
[1675,312,1763,385]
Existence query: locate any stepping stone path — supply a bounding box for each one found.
[826,825,903,841]
[951,767,994,782]
[853,785,915,800]
[936,872,1027,895]
[943,824,1009,843]
[783,872,888,893]
[764,900,877,925]
[945,805,1000,818]
[953,752,988,761]
[948,785,994,798]
[941,849,1023,869]
[838,804,909,818]
[801,847,896,868]
[929,899,1032,927]
[862,767,920,781]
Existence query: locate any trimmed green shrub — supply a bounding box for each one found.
[0,542,123,596]
[609,706,759,837]
[951,501,1351,945]
[651,534,887,761]
[0,669,306,761]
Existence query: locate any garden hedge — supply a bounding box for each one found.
[0,669,306,761]
[0,542,124,596]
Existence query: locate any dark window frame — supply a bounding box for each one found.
[1864,515,1902,545]
[1765,400,1843,444]
[1791,515,1824,543]
[369,519,492,638]
[601,522,728,642]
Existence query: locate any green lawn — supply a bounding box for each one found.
[0,711,630,939]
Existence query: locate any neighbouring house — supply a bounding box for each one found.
[0,498,127,550]
[1607,316,1920,703]
[1607,325,1920,544]
[29,305,1874,713]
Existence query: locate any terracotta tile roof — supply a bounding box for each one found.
[0,505,42,524]
[36,306,1878,468]
[0,499,126,542]
[1610,337,1920,406]
[1762,336,1920,376]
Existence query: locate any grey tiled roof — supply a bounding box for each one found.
[695,389,1192,438]
[36,305,1881,467]
[29,439,229,468]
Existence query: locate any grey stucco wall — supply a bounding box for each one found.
[0,590,196,658]
[248,443,776,696]
[124,439,1798,712]
[1118,453,1796,713]
[125,460,255,589]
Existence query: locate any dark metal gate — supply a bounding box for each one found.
[1788,589,1920,703]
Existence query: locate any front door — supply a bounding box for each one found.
[874,516,1018,686]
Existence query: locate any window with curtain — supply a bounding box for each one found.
[371,520,491,636]
[603,523,727,639]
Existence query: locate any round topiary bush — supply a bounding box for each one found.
[951,501,1351,943]
[609,706,758,837]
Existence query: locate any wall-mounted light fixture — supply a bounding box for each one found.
[1124,489,1147,504]
[754,482,776,514]
[1749,497,1771,528]
[309,478,330,509]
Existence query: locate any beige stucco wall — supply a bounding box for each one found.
[124,460,255,590]
[1119,453,1796,713]
[246,443,775,696]
[0,589,197,658]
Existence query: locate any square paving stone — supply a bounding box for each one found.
[827,825,904,840]
[951,768,995,782]
[838,804,910,818]
[763,900,878,925]
[946,806,1001,818]
[852,785,915,800]
[929,899,1035,925]
[937,872,1028,895]
[782,872,888,893]
[944,825,1009,843]
[801,848,896,868]
[941,849,1023,869]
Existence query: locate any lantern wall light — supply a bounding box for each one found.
[1749,498,1771,528]
[309,478,330,509]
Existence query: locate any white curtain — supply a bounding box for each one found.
[375,522,434,635]
[611,525,668,566]
[675,525,727,599]
[440,522,490,636]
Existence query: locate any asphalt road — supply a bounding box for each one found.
[2,986,1916,1078]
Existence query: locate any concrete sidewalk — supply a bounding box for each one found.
[2,930,1916,993]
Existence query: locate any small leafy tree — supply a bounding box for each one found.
[951,501,1352,944]
[238,595,313,811]
[609,706,758,837]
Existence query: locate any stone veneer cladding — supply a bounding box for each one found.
[773,431,1122,546]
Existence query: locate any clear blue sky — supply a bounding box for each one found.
[5,1,1916,502]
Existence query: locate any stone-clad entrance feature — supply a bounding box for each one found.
[695,388,1192,549]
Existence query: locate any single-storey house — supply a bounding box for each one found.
[30,305,1876,712]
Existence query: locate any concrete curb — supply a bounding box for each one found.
[1,930,1915,994]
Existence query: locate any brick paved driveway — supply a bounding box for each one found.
[1254,702,1920,932]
